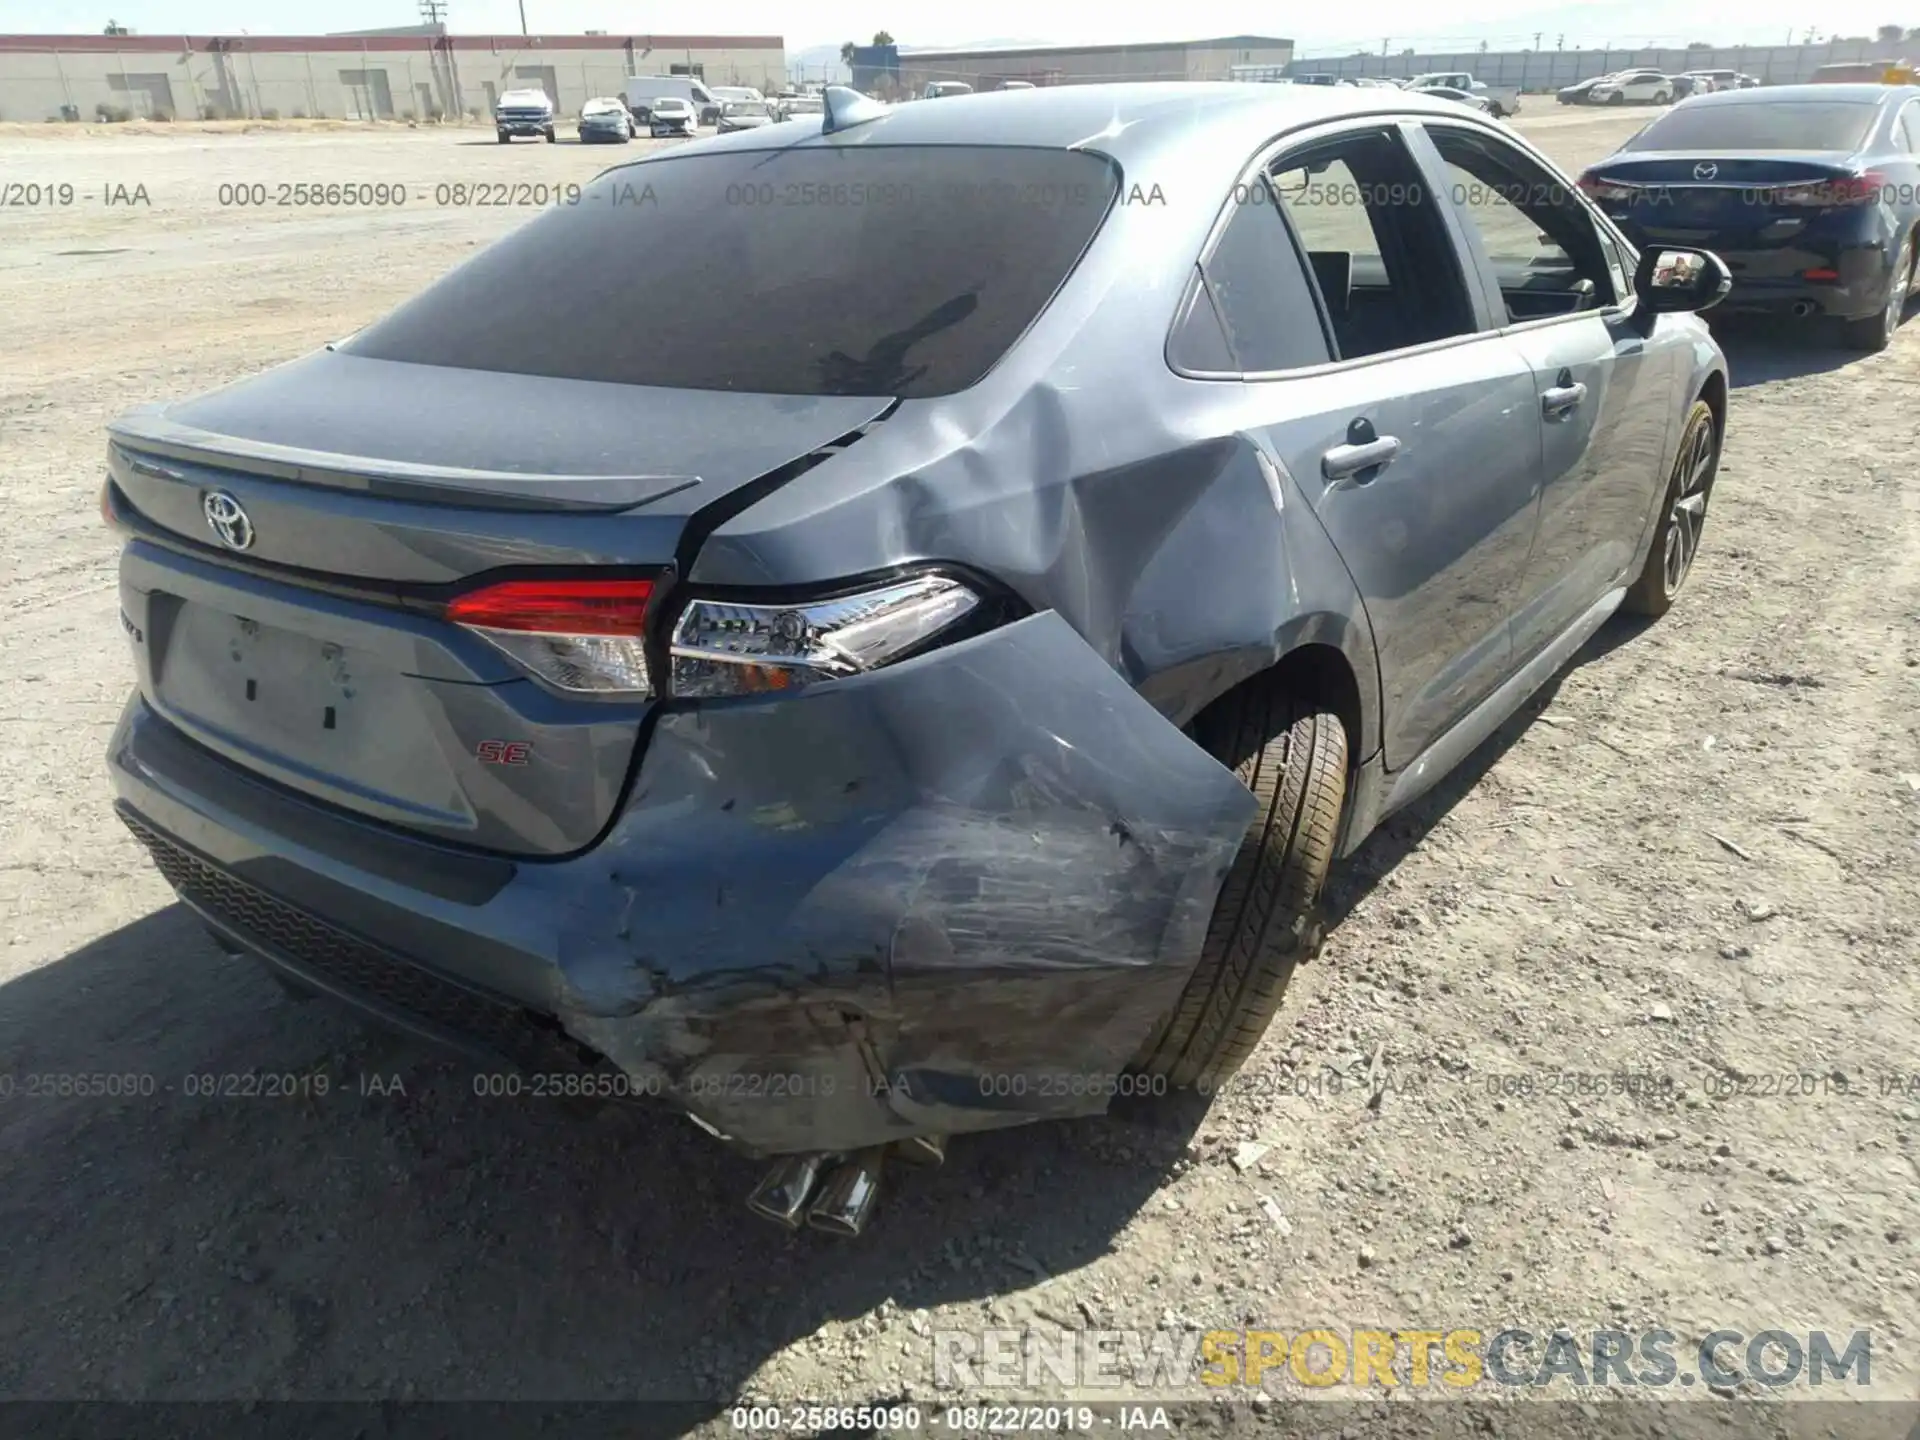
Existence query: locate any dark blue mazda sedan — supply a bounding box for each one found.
[1578,83,1920,349]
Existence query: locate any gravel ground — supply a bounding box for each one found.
[1,111,1917,1429]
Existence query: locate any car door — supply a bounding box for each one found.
[1189,122,1545,769]
[1413,120,1679,665]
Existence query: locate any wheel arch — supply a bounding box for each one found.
[1148,624,1378,780]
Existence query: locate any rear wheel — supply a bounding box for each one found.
[1135,685,1347,1094]
[1624,398,1719,616]
[544,126,556,143]
[1840,232,1913,353]
[1654,89,1673,104]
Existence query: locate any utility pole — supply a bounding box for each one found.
[418,0,445,22]
[1381,37,1389,55]
[1533,31,1541,49]
[519,0,529,35]
[1557,34,1564,49]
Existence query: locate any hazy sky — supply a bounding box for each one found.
[9,0,1906,56]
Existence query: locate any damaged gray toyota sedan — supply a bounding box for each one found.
[104,84,1729,1233]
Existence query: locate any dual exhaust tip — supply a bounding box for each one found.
[747,1135,944,1237]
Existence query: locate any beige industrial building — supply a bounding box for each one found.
[0,30,787,122]
[896,35,1294,93]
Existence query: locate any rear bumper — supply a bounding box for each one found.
[1607,216,1898,320]
[109,611,1256,1156]
[1703,245,1895,320]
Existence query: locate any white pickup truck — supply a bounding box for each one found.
[1406,71,1522,117]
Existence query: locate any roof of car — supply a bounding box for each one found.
[1681,82,1903,105]
[611,82,1480,167]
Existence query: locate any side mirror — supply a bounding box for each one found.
[1633,245,1732,315]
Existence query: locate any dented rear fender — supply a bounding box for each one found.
[546,609,1259,1154]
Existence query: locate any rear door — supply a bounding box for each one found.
[1209,122,1545,768]
[1416,120,1676,664]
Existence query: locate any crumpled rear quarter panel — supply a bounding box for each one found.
[547,611,1258,1154]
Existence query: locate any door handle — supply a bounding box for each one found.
[1541,381,1588,417]
[1321,435,1402,482]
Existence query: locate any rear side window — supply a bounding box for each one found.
[344,146,1118,398]
[1623,101,1879,152]
[1178,181,1332,373]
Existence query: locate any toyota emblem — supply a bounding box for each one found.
[202,490,255,551]
[1693,162,1718,180]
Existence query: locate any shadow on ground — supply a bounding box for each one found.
[0,904,1204,1413]
[1708,297,1918,388]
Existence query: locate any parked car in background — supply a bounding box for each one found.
[647,96,698,137]
[577,96,634,144]
[776,94,823,121]
[494,87,556,143]
[716,99,776,133]
[1406,71,1522,116]
[1590,70,1680,105]
[997,79,1036,90]
[1687,68,1761,91]
[1293,73,1340,86]
[1579,83,1920,350]
[1558,73,1621,104]
[102,82,1730,1237]
[920,81,974,99]
[704,85,764,125]
[623,75,718,125]
[1414,85,1497,115]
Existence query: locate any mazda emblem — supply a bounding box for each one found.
[1693,162,1718,180]
[202,490,255,551]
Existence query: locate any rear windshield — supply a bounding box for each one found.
[1623,101,1879,152]
[344,146,1117,398]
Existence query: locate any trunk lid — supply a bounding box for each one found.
[110,348,892,856]
[1586,151,1872,244]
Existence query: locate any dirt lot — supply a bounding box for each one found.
[1,109,1917,1428]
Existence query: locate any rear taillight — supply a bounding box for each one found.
[446,577,655,696]
[1578,173,1636,202]
[669,574,981,698]
[1767,171,1886,207]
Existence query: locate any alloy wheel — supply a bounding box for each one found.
[1662,417,1717,596]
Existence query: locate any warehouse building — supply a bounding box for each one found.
[0,29,786,122]
[894,35,1294,94]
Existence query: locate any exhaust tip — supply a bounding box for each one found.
[1791,300,1817,318]
[806,1148,886,1237]
[747,1153,828,1230]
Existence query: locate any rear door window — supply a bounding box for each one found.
[1272,129,1480,359]
[344,147,1118,398]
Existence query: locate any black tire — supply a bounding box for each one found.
[1135,686,1347,1094]
[1624,398,1719,616]
[496,130,510,144]
[1840,232,1913,353]
[544,127,556,143]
